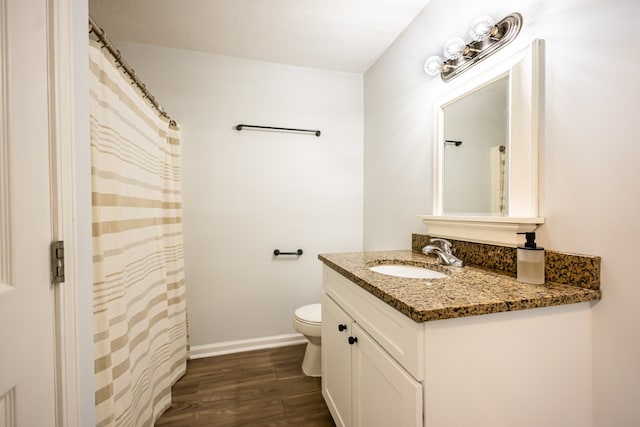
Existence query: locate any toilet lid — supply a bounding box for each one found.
[295,303,321,324]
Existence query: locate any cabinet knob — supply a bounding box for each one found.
[348,336,358,345]
[338,324,347,332]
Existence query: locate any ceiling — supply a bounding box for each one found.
[89,0,430,73]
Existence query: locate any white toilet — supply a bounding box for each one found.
[293,303,322,377]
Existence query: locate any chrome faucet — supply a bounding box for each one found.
[422,238,464,267]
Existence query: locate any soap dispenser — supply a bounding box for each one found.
[517,232,545,284]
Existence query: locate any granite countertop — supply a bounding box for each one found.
[318,250,601,323]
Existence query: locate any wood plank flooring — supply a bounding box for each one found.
[155,344,336,426]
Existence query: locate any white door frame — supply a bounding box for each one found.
[1,0,86,424]
[48,0,90,425]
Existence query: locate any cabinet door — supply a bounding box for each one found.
[322,294,353,427]
[352,324,423,427]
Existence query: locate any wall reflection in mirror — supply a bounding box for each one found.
[442,75,509,216]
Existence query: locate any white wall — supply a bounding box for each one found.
[116,43,364,347]
[364,0,640,425]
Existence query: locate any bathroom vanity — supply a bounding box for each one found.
[319,250,600,427]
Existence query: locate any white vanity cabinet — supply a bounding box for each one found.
[321,293,353,427]
[321,265,593,427]
[322,268,423,427]
[351,323,423,427]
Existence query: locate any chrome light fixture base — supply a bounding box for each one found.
[441,12,522,82]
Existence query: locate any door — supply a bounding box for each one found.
[352,324,422,427]
[322,294,352,427]
[0,0,58,425]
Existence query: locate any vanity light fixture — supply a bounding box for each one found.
[469,15,497,41]
[443,37,466,60]
[424,12,522,82]
[424,55,445,75]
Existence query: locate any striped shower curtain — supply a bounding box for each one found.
[490,145,506,215]
[89,41,187,427]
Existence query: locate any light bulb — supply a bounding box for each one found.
[424,56,444,76]
[469,15,496,41]
[443,37,466,60]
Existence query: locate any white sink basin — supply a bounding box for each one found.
[369,264,447,279]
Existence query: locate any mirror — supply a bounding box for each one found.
[442,75,509,215]
[422,39,544,247]
[432,39,542,219]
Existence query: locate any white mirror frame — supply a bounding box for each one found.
[421,39,544,247]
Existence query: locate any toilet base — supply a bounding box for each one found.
[301,337,321,377]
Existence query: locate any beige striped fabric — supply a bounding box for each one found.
[89,41,187,427]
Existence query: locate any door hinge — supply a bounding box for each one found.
[51,241,65,284]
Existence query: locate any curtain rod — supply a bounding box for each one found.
[88,16,177,127]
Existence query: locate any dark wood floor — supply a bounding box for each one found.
[155,344,336,426]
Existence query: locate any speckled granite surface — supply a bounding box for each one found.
[412,234,601,290]
[545,250,601,290]
[318,250,601,323]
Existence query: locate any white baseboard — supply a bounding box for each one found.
[189,333,308,360]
